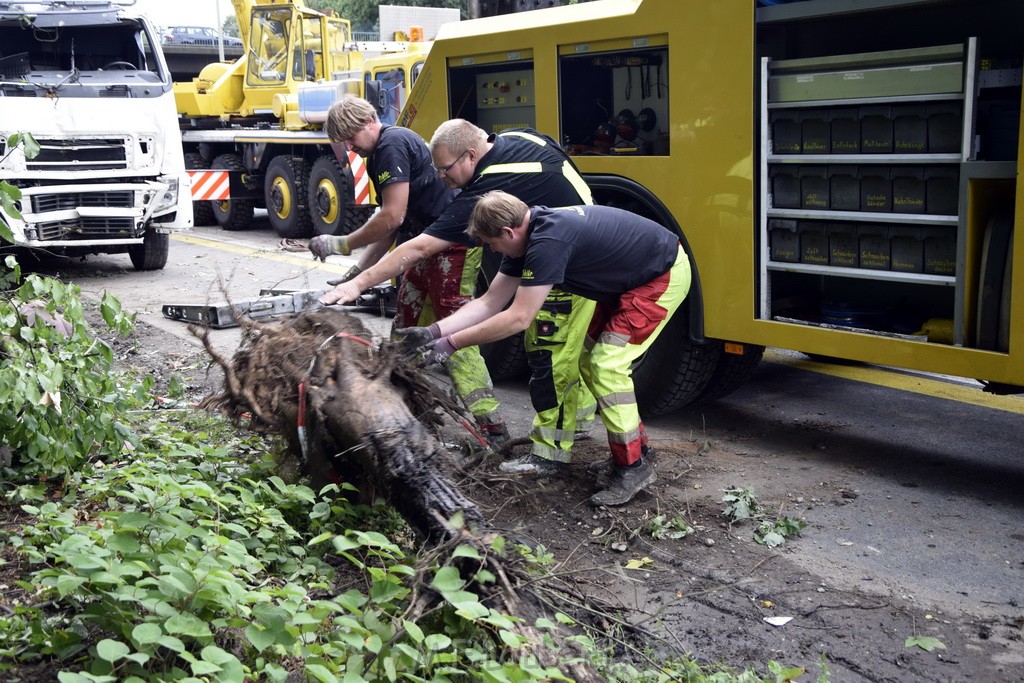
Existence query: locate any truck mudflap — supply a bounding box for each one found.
[187,170,230,201]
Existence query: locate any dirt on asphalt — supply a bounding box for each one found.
[21,309,1022,683]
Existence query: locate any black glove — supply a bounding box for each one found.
[326,264,362,286]
[395,324,440,356]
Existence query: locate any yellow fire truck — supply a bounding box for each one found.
[398,0,1024,415]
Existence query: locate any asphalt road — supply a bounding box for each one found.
[26,220,1024,622]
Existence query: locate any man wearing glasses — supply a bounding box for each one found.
[321,119,599,474]
[309,96,510,447]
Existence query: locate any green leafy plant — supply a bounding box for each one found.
[755,517,809,548]
[905,635,946,652]
[1,132,39,244]
[722,486,807,547]
[1,258,137,479]
[647,514,694,540]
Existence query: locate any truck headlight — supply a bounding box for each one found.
[155,178,179,212]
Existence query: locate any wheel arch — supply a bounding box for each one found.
[583,174,706,344]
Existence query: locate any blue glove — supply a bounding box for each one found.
[420,335,458,367]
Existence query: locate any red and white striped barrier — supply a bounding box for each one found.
[188,170,230,201]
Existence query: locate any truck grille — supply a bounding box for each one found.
[35,217,139,241]
[31,191,134,213]
[29,137,128,171]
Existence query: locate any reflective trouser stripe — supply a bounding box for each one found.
[525,289,596,460]
[393,245,499,419]
[581,246,691,465]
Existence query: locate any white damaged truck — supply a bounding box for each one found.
[0,0,191,270]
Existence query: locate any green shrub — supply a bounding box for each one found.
[1,256,137,480]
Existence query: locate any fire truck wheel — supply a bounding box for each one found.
[184,153,215,227]
[265,156,314,239]
[634,306,720,418]
[128,230,169,271]
[308,155,353,235]
[692,343,765,404]
[210,153,255,231]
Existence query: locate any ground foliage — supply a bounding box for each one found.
[0,284,817,681]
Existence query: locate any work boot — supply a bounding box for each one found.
[476,417,510,450]
[589,455,657,507]
[499,453,563,475]
[587,446,654,476]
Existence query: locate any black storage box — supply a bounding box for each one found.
[860,105,893,153]
[893,105,929,154]
[828,223,859,267]
[770,111,802,154]
[923,227,956,275]
[801,109,830,154]
[769,219,800,262]
[859,167,892,212]
[859,225,891,270]
[892,166,926,214]
[829,165,860,211]
[770,166,801,208]
[928,102,962,154]
[799,221,830,265]
[889,226,924,272]
[830,108,861,154]
[925,166,959,215]
[800,165,829,210]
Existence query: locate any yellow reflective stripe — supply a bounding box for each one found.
[563,160,594,205]
[480,161,544,175]
[500,130,548,146]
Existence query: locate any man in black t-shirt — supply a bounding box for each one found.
[309,96,508,444]
[321,119,598,468]
[415,191,692,507]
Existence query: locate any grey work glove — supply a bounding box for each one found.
[419,335,458,368]
[309,234,350,261]
[326,264,363,286]
[395,323,441,357]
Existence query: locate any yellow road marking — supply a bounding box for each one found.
[172,233,353,274]
[764,349,1024,415]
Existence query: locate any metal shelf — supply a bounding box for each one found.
[768,153,962,164]
[770,151,962,162]
[765,92,963,109]
[767,208,958,225]
[767,260,955,285]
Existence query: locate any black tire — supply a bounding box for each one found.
[692,343,765,404]
[476,248,530,381]
[308,155,352,236]
[210,153,255,231]
[265,155,314,238]
[128,230,169,271]
[633,306,720,418]
[183,152,215,227]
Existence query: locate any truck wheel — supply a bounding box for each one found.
[692,343,764,404]
[183,152,215,227]
[128,230,169,271]
[266,155,313,238]
[210,153,255,231]
[309,155,353,235]
[633,306,720,418]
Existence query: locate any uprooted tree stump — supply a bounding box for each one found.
[194,308,602,681]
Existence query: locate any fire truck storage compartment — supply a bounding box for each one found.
[558,40,669,156]
[446,57,536,133]
[760,34,1021,348]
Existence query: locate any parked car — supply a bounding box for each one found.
[162,26,242,47]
